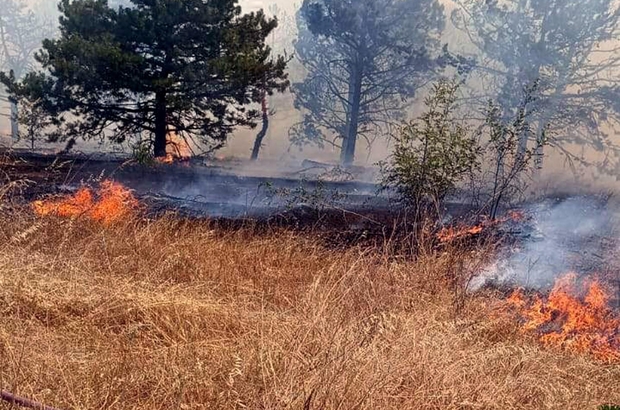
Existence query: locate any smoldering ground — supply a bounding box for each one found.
[472,195,620,294]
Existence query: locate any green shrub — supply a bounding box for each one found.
[479,80,547,219]
[381,79,480,213]
[382,79,547,220]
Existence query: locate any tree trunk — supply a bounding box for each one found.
[535,66,570,172]
[340,135,349,162]
[10,98,18,142]
[251,90,269,161]
[340,67,363,166]
[341,72,354,165]
[516,126,528,161]
[154,91,167,158]
[534,125,545,170]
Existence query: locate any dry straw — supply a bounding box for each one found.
[0,207,617,409]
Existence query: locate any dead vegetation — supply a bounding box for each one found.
[0,205,618,410]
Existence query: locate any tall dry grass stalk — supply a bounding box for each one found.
[0,210,618,409]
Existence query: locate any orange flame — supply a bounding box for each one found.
[32,181,139,225]
[155,131,192,164]
[505,273,620,363]
[437,224,485,242]
[156,155,175,164]
[437,210,526,243]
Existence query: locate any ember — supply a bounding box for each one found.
[505,273,620,363]
[32,180,139,224]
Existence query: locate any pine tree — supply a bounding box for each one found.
[452,0,620,172]
[291,0,470,165]
[1,0,289,157]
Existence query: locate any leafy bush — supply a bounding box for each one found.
[381,79,480,213]
[383,79,547,219]
[474,81,547,218]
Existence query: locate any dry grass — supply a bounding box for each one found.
[0,210,618,409]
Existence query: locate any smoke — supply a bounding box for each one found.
[130,164,385,218]
[471,196,620,291]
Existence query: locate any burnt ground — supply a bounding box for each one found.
[2,149,620,305]
[1,149,385,210]
[0,149,477,234]
[0,149,407,244]
[2,148,510,258]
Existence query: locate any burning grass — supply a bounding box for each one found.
[0,205,618,409]
[505,273,620,363]
[437,210,526,243]
[31,180,139,225]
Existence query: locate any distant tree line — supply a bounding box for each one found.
[291,0,619,170]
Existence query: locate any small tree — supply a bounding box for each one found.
[384,79,545,220]
[480,81,548,219]
[18,96,52,150]
[251,3,296,161]
[0,0,55,142]
[382,79,480,214]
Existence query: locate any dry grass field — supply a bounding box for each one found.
[0,203,619,410]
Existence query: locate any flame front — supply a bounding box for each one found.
[437,224,485,242]
[32,181,138,224]
[505,273,620,363]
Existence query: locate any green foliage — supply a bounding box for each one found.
[382,79,479,209]
[17,96,53,149]
[382,79,547,219]
[480,80,547,218]
[599,405,620,410]
[0,0,289,156]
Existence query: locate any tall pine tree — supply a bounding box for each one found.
[291,0,465,165]
[452,0,620,172]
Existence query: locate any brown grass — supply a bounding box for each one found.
[0,210,618,409]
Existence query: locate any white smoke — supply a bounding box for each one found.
[471,196,619,291]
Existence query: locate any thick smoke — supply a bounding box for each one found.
[471,196,619,291]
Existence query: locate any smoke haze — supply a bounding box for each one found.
[0,0,618,182]
[471,196,620,291]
